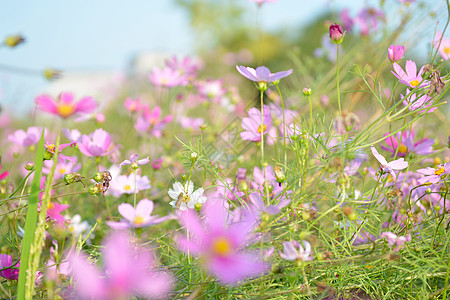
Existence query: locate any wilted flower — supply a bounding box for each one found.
[371,146,408,181]
[78,129,117,157]
[388,45,405,63]
[381,232,411,252]
[391,60,426,88]
[329,23,344,44]
[279,240,314,262]
[107,199,170,229]
[168,180,206,211]
[177,200,269,284]
[35,92,97,119]
[69,231,172,299]
[241,105,272,142]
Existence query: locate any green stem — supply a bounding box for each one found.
[275,83,287,168]
[260,89,265,166]
[336,44,342,115]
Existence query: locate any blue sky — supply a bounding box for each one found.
[0,0,444,113]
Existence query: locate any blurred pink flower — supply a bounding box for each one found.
[381,232,411,252]
[177,200,269,285]
[388,45,405,63]
[35,92,97,119]
[8,127,47,148]
[267,103,298,145]
[44,141,77,163]
[249,0,278,6]
[69,231,172,299]
[119,154,149,168]
[0,163,9,180]
[108,173,151,197]
[149,66,187,87]
[78,129,117,157]
[401,89,436,113]
[340,8,354,32]
[62,128,81,142]
[371,146,408,181]
[391,60,426,88]
[43,157,81,180]
[38,201,69,225]
[279,240,314,262]
[151,158,163,170]
[124,98,145,113]
[355,7,385,36]
[196,79,226,102]
[165,55,200,79]
[107,199,170,229]
[241,105,272,142]
[0,254,19,280]
[380,130,434,157]
[236,65,292,83]
[433,32,450,60]
[178,116,204,130]
[134,106,173,138]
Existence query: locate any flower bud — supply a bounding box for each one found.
[302,87,312,96]
[88,184,101,195]
[24,161,35,171]
[238,180,249,193]
[64,173,77,184]
[190,152,198,163]
[43,148,54,161]
[4,34,25,48]
[43,68,62,81]
[194,202,202,212]
[342,206,357,221]
[93,172,104,183]
[257,82,268,92]
[329,23,344,44]
[387,45,405,63]
[274,166,286,183]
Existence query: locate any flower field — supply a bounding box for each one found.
[1,0,450,299]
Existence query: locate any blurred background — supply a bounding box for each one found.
[0,0,446,116]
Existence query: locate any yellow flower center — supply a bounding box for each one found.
[257,124,267,134]
[57,104,76,118]
[212,237,233,256]
[46,144,56,153]
[134,215,144,225]
[124,184,132,191]
[409,80,420,87]
[444,47,450,55]
[435,166,445,176]
[397,144,408,154]
[47,202,54,210]
[59,168,66,175]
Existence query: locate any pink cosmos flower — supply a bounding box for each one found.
[236,65,293,83]
[62,128,81,142]
[196,79,226,102]
[69,231,173,299]
[177,200,269,285]
[371,146,408,181]
[44,141,77,163]
[8,127,47,148]
[388,45,405,63]
[124,98,145,113]
[340,8,354,32]
[78,129,117,157]
[355,7,385,36]
[279,240,314,262]
[35,92,97,119]
[249,192,290,215]
[151,158,163,170]
[134,106,173,138]
[0,254,19,280]
[119,154,150,168]
[0,164,9,180]
[165,55,200,78]
[381,232,411,252]
[329,23,344,44]
[401,89,436,113]
[433,32,450,60]
[380,130,434,157]
[43,157,81,180]
[241,105,272,142]
[417,162,450,185]
[178,116,204,130]
[108,173,151,197]
[391,60,426,88]
[149,66,187,87]
[39,201,69,225]
[106,199,170,229]
[267,103,298,145]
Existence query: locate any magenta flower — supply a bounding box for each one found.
[433,32,450,60]
[119,154,150,168]
[0,254,19,280]
[391,60,426,88]
[236,65,292,83]
[177,200,269,285]
[78,129,117,157]
[380,130,434,157]
[401,89,436,113]
[35,92,97,119]
[107,199,170,229]
[329,23,344,44]
[134,106,173,138]
[417,162,450,185]
[371,146,408,181]
[0,164,9,180]
[381,232,411,252]
[44,141,77,163]
[279,240,314,262]
[149,66,187,87]
[8,126,47,148]
[69,231,172,299]
[388,45,405,63]
[241,105,272,142]
[124,98,145,113]
[38,201,69,225]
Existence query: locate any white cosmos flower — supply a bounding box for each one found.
[168,180,206,211]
